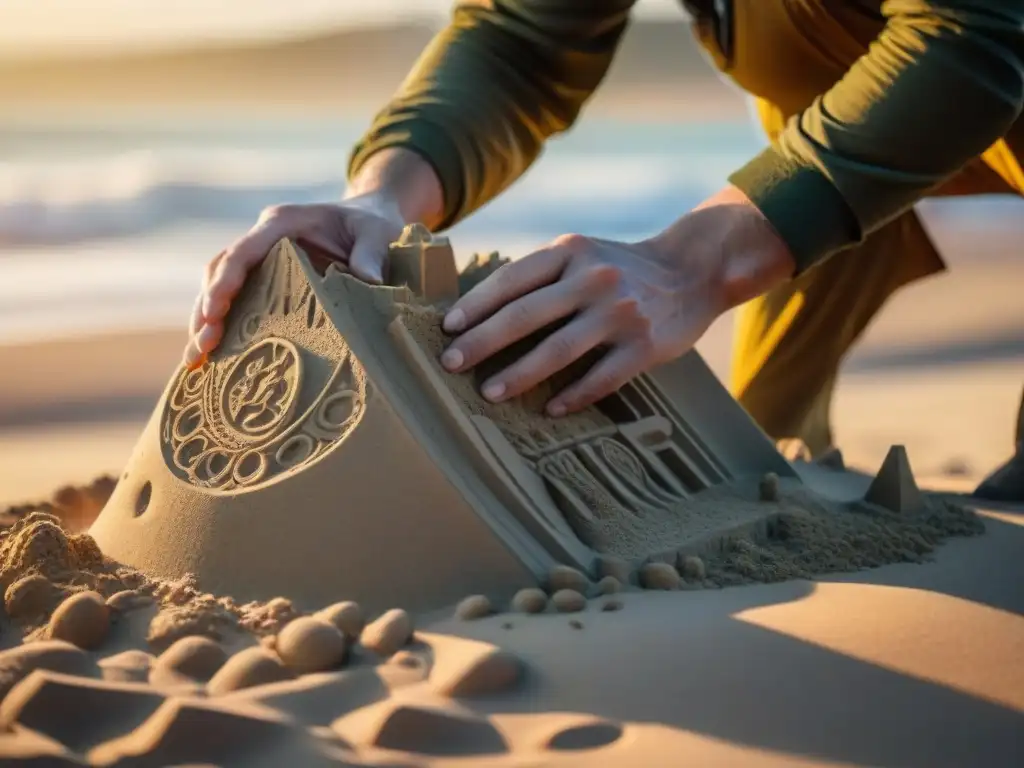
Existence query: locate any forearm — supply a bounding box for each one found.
[348,0,636,230]
[730,0,1024,273]
[344,148,444,229]
[652,185,796,309]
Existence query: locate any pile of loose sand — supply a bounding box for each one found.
[694,485,985,587]
[0,508,310,653]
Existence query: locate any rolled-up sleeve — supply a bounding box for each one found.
[729,0,1024,274]
[348,0,637,229]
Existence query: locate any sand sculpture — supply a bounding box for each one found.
[864,445,924,513]
[89,227,799,613]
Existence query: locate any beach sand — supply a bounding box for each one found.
[1,229,1022,765]
[0,10,1022,763]
[0,492,1020,767]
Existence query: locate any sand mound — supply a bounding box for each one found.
[0,509,319,652]
[1,511,145,626]
[693,486,984,587]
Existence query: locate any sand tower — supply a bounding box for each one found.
[90,233,795,613]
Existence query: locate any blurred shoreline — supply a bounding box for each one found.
[0,19,745,120]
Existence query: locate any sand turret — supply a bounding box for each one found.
[864,445,924,513]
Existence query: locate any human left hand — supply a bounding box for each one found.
[438,185,796,416]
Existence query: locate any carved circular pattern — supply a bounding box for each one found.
[220,338,301,441]
[161,335,364,492]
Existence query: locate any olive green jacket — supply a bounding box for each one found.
[348,0,1024,273]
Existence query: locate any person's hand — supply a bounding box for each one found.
[438,185,796,416]
[183,192,405,369]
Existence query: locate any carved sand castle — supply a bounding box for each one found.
[88,227,899,613]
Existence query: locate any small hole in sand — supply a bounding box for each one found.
[135,482,152,517]
[547,722,623,751]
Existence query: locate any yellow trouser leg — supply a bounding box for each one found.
[730,210,945,455]
[729,98,1023,457]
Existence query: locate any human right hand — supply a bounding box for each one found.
[182,191,406,369]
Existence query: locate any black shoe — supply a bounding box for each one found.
[973,444,1024,503]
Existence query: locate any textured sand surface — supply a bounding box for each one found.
[1,221,1022,764]
[0,494,1021,767]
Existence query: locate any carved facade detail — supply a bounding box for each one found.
[161,242,366,492]
[491,383,728,545]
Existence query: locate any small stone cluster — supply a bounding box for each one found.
[452,555,712,622]
[0,593,546,765]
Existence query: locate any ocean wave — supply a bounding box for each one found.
[4,132,1017,252]
[0,143,731,249]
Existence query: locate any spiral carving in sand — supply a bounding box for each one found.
[161,247,367,492]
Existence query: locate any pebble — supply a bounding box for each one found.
[601,599,624,612]
[315,601,365,640]
[596,576,621,595]
[206,647,292,695]
[596,556,632,584]
[679,555,707,581]
[153,636,228,683]
[276,616,348,674]
[639,562,680,591]
[106,590,153,613]
[759,472,780,502]
[546,565,590,594]
[4,574,57,619]
[48,591,110,650]
[361,608,414,658]
[551,589,586,613]
[510,588,548,614]
[455,595,492,620]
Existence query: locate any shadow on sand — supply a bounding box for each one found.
[429,498,1024,767]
